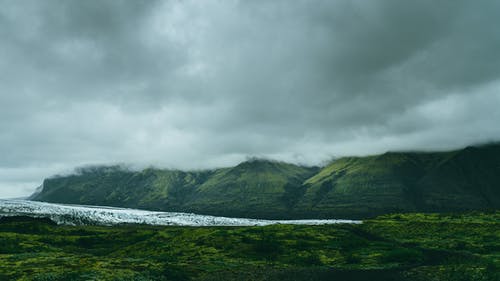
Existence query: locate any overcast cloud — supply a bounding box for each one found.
[1,0,500,198]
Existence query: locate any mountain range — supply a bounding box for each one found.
[31,143,500,219]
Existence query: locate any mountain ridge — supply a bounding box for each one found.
[31,143,500,219]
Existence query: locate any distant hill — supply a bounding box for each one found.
[31,143,500,219]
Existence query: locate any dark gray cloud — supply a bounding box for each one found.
[1,0,500,197]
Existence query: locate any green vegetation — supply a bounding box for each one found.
[23,143,500,280]
[0,212,498,280]
[32,143,500,219]
[297,143,500,218]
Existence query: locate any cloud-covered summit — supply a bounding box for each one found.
[1,0,500,197]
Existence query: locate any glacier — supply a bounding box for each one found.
[0,199,361,226]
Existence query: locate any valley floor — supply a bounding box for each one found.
[0,212,499,281]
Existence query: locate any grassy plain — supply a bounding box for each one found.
[0,212,498,281]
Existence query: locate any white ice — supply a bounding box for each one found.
[0,199,361,226]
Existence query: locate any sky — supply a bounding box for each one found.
[1,0,500,198]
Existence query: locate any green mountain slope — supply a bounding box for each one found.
[296,144,500,218]
[186,159,318,218]
[35,166,212,211]
[32,143,500,219]
[34,160,319,218]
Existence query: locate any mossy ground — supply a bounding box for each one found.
[0,212,498,280]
